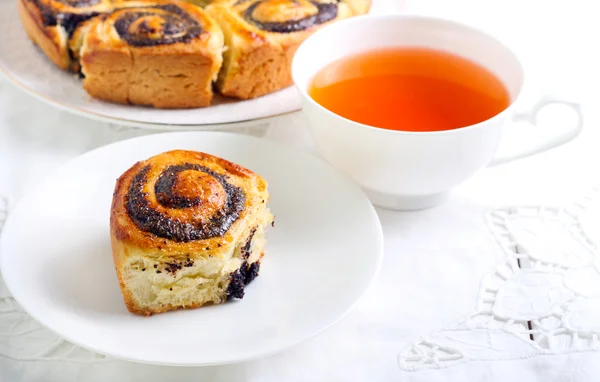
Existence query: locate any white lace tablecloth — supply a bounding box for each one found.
[1,0,600,380]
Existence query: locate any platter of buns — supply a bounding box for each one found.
[0,0,371,127]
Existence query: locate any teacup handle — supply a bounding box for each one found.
[489,94,584,166]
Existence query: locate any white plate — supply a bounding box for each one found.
[0,132,383,366]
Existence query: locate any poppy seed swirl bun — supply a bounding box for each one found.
[110,150,274,316]
[206,0,371,100]
[79,0,224,108]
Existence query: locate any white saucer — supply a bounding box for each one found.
[0,132,383,366]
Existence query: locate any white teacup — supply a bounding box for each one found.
[291,15,583,210]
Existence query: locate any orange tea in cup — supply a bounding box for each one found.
[308,47,511,132]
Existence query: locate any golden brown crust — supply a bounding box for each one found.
[110,150,268,257]
[80,0,224,108]
[18,0,113,71]
[68,18,96,72]
[18,0,70,70]
[82,45,132,104]
[206,0,371,99]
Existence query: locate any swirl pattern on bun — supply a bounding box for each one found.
[242,0,338,33]
[206,0,371,100]
[126,163,246,242]
[78,0,224,108]
[110,150,273,316]
[112,4,205,46]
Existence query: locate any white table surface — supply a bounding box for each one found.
[1,0,600,381]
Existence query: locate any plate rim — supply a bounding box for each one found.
[0,63,301,131]
[0,131,384,366]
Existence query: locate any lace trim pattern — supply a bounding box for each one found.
[399,187,600,371]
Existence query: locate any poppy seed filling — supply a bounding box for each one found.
[113,4,203,47]
[31,0,102,37]
[125,164,246,242]
[227,261,261,300]
[243,0,338,33]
